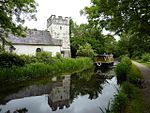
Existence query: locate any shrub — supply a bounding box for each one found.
[115,56,132,82]
[141,53,150,62]
[36,51,53,63]
[56,52,61,59]
[128,64,141,84]
[20,54,37,64]
[77,43,95,58]
[115,62,128,81]
[0,52,25,68]
[111,91,128,113]
[122,82,136,99]
[121,56,132,67]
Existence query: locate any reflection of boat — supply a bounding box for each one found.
[94,54,114,68]
[95,69,114,80]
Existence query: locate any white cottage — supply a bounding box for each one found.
[6,15,71,57]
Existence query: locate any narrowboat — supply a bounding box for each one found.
[94,54,114,68]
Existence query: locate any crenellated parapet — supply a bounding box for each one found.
[47,15,70,28]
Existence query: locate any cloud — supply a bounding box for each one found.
[24,0,91,30]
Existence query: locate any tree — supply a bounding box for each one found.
[76,43,95,58]
[82,0,150,35]
[70,19,106,57]
[82,0,150,57]
[0,0,37,37]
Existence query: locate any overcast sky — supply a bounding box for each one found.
[24,0,91,30]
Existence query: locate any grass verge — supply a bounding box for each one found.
[0,57,93,81]
[111,56,146,113]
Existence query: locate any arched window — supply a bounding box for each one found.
[36,48,41,53]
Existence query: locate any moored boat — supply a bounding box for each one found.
[94,54,114,68]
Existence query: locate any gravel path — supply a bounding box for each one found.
[133,61,150,112]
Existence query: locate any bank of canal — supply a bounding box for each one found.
[0,67,118,113]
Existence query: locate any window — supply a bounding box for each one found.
[60,26,62,30]
[36,48,41,53]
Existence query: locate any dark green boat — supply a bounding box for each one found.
[94,54,114,68]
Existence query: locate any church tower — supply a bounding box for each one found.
[47,15,71,57]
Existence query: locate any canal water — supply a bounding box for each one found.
[0,67,118,113]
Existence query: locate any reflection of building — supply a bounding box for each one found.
[48,75,71,111]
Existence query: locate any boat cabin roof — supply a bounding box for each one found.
[96,54,113,57]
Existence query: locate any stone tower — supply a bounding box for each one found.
[47,15,71,57]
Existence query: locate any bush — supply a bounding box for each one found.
[20,54,37,64]
[121,56,132,67]
[111,91,128,113]
[77,43,95,58]
[115,56,132,82]
[0,52,25,68]
[56,52,61,59]
[141,53,150,62]
[122,82,136,99]
[128,64,141,84]
[115,62,128,81]
[36,51,53,64]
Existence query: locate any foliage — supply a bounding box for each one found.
[121,56,132,67]
[82,0,150,58]
[128,64,142,84]
[111,91,128,113]
[0,0,37,37]
[143,62,150,68]
[56,52,62,59]
[141,53,150,62]
[0,57,93,81]
[122,82,145,113]
[0,52,25,68]
[0,44,3,52]
[112,56,145,113]
[70,19,117,57]
[36,51,53,64]
[115,56,132,81]
[115,33,130,57]
[20,54,37,64]
[76,43,95,58]
[115,62,128,81]
[82,0,150,36]
[111,82,145,113]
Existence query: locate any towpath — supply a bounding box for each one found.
[132,61,150,112]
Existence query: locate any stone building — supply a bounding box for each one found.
[5,15,71,57]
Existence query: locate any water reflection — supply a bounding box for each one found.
[0,68,118,113]
[48,75,71,111]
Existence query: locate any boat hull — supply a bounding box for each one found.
[94,62,114,68]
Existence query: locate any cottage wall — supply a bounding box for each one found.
[11,45,61,56]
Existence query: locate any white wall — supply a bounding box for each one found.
[12,44,61,56]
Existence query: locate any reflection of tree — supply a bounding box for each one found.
[70,68,106,100]
[5,108,28,113]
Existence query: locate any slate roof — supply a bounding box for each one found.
[8,30,62,46]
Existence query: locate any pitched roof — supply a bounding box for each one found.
[8,30,62,46]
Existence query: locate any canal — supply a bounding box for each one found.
[0,67,118,113]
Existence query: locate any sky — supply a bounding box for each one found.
[24,0,91,30]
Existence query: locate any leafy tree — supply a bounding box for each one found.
[82,0,150,57]
[70,19,106,57]
[103,35,117,54]
[76,43,95,58]
[0,0,37,37]
[82,0,150,35]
